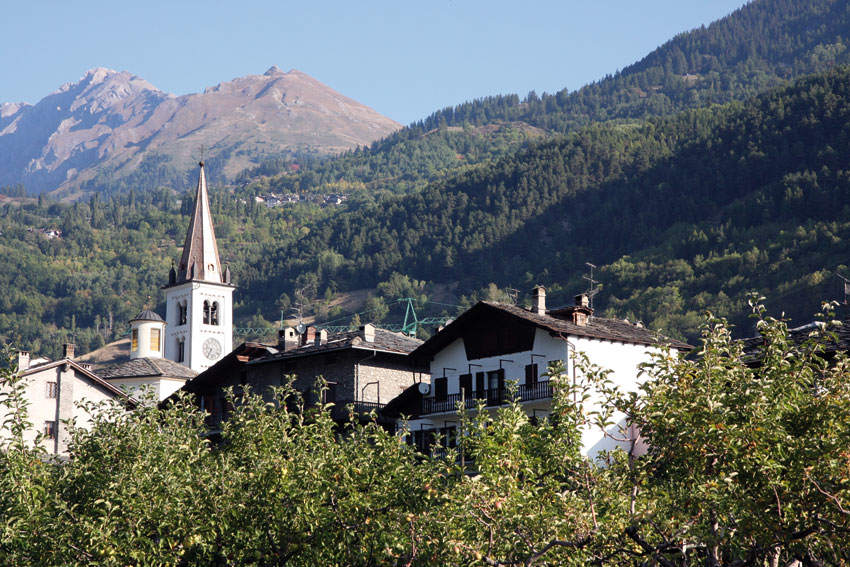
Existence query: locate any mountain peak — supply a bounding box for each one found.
[83,67,119,84]
[264,65,284,76]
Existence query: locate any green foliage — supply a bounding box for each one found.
[2,298,850,564]
[627,298,850,564]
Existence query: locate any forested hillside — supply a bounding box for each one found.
[242,0,850,202]
[6,0,850,356]
[251,65,850,339]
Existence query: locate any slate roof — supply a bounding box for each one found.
[97,357,198,380]
[413,301,692,360]
[250,327,423,366]
[739,319,850,361]
[21,358,137,406]
[485,301,692,348]
[131,309,163,322]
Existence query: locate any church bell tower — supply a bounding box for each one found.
[163,162,234,372]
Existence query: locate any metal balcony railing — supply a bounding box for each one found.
[421,380,553,416]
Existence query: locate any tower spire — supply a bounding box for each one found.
[176,162,223,284]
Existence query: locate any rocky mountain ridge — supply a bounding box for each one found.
[0,66,401,195]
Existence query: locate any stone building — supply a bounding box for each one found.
[178,323,429,429]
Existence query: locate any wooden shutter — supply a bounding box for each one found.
[434,377,448,401]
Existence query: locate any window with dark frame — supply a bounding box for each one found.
[131,329,138,350]
[46,382,58,398]
[323,382,337,404]
[177,339,185,363]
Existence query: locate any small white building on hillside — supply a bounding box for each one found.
[403,287,692,459]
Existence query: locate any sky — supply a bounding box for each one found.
[1,1,751,126]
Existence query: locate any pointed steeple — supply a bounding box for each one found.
[176,162,225,284]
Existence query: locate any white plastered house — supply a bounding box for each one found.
[402,287,692,459]
[3,345,135,455]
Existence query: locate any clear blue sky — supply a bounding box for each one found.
[1,0,750,126]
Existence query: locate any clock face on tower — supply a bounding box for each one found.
[202,337,222,360]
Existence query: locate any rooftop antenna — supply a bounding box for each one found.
[292,286,309,334]
[583,262,601,311]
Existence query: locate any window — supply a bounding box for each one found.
[46,382,58,398]
[178,301,187,326]
[434,377,448,401]
[203,300,211,325]
[44,421,56,439]
[151,328,161,352]
[323,382,337,404]
[525,363,539,386]
[488,369,505,391]
[131,329,138,350]
[176,339,185,363]
[211,302,219,326]
[487,369,505,405]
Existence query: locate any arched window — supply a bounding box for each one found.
[176,338,185,363]
[178,301,187,326]
[203,300,211,325]
[211,301,219,326]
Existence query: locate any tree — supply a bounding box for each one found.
[629,298,850,565]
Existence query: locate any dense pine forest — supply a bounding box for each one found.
[5,0,850,356]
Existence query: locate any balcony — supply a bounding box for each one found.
[421,380,553,416]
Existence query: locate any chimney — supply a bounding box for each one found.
[301,326,317,347]
[572,294,591,326]
[532,286,546,315]
[315,329,328,347]
[63,343,75,360]
[279,327,299,351]
[17,351,30,371]
[361,323,376,343]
